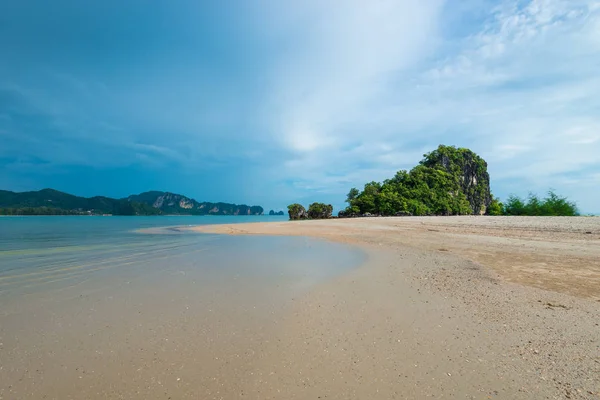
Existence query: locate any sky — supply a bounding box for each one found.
[1,0,599,213]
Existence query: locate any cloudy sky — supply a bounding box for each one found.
[1,0,599,213]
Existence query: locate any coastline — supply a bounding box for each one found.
[189,216,600,399]
[189,216,600,300]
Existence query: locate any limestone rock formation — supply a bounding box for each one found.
[127,191,264,215]
[307,203,333,219]
[287,203,308,220]
[421,145,491,214]
[342,145,493,216]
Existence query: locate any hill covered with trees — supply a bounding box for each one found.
[341,145,496,217]
[0,189,161,216]
[0,189,264,216]
[335,145,578,218]
[127,191,264,216]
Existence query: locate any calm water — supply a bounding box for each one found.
[0,216,365,399]
[0,215,364,303]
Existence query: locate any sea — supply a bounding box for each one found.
[0,216,365,399]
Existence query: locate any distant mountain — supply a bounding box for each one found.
[0,189,263,216]
[127,191,264,216]
[269,210,285,216]
[0,189,161,216]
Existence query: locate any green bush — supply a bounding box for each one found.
[503,190,578,216]
[487,197,504,216]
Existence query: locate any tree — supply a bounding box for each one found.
[487,197,503,216]
[503,190,578,216]
[346,188,360,204]
[504,195,526,215]
[539,190,578,216]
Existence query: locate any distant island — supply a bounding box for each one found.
[287,145,579,219]
[268,210,285,216]
[0,189,264,216]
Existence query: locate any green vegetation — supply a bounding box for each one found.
[307,203,333,219]
[0,189,161,216]
[287,203,333,220]
[0,189,263,216]
[502,190,579,216]
[0,207,83,216]
[421,145,491,214]
[287,203,307,220]
[487,196,504,216]
[338,145,579,217]
[341,145,490,216]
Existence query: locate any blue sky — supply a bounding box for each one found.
[1,0,599,213]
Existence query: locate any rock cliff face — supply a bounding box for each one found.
[421,146,491,215]
[127,191,264,216]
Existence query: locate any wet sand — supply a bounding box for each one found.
[0,234,363,400]
[190,216,600,399]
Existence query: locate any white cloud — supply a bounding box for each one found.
[262,0,446,153]
[258,0,600,212]
[2,0,600,212]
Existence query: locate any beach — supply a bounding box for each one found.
[1,216,599,399]
[190,216,600,399]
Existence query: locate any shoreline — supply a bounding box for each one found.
[188,216,600,399]
[188,216,600,300]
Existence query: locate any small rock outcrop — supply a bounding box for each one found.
[287,203,308,220]
[337,209,355,218]
[307,203,333,219]
[287,203,333,220]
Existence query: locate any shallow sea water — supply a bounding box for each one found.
[0,216,365,399]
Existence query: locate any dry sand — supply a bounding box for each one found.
[190,216,600,399]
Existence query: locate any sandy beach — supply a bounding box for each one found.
[2,216,599,399]
[190,216,600,399]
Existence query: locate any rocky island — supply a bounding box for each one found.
[288,145,578,220]
[340,145,498,217]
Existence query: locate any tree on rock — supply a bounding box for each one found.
[307,203,333,219]
[287,203,307,220]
